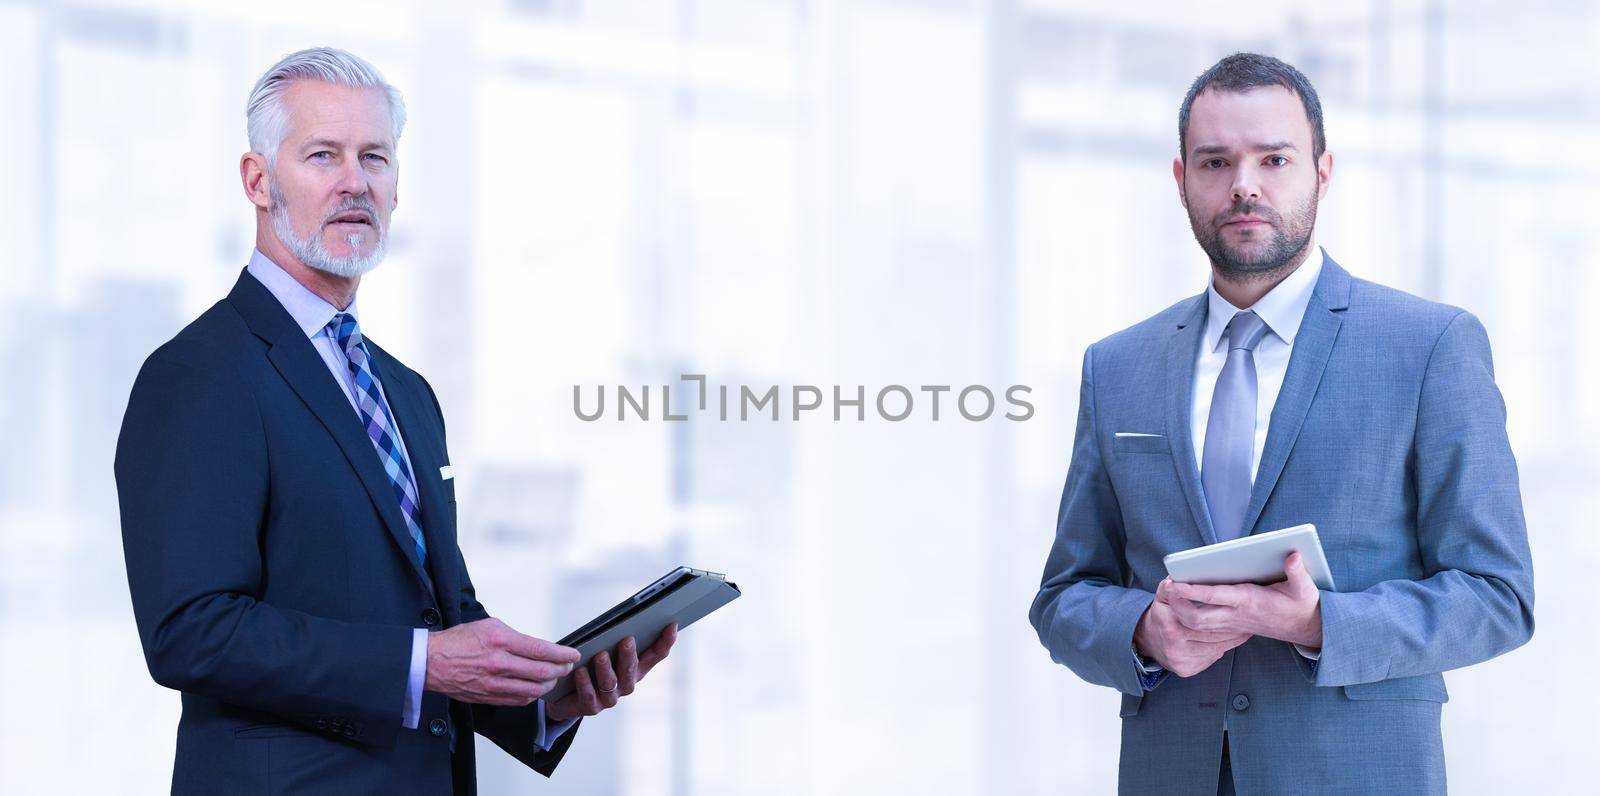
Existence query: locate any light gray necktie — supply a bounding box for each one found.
[1202,310,1271,541]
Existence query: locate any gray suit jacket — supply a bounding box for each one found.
[1029,255,1534,794]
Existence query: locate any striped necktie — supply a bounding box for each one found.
[328,312,427,568]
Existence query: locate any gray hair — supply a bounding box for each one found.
[246,47,406,166]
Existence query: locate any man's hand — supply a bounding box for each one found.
[1163,550,1323,649]
[424,617,581,706]
[1135,580,1252,677]
[545,624,677,723]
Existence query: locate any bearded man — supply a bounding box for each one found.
[1028,52,1533,795]
[115,47,675,794]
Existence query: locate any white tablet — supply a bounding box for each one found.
[1163,523,1336,591]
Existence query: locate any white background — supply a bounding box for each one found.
[0,0,1593,793]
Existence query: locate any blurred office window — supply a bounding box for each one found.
[0,1,1593,792]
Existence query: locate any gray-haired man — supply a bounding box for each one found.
[116,47,676,794]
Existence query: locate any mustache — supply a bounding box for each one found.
[1213,202,1281,228]
[322,198,381,228]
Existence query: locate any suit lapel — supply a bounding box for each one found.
[368,345,459,605]
[1238,256,1352,536]
[228,270,437,597]
[1164,294,1219,546]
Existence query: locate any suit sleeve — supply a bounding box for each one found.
[1029,345,1157,696]
[417,374,581,776]
[115,339,414,748]
[1311,311,1535,686]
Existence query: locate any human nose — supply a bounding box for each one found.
[333,156,369,197]
[1230,162,1261,203]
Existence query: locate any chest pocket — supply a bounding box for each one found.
[1111,433,1170,456]
[439,468,456,503]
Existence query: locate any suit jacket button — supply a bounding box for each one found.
[429,718,448,737]
[422,608,441,627]
[1231,694,1251,712]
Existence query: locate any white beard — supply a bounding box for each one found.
[269,181,387,278]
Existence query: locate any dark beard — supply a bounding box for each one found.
[1189,193,1317,282]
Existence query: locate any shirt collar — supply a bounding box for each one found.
[1203,241,1324,353]
[245,248,358,339]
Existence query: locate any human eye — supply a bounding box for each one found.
[1265,155,1289,167]
[362,153,388,165]
[1203,158,1227,169]
[309,151,333,162]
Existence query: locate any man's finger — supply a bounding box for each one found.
[1179,625,1247,643]
[1170,598,1236,634]
[501,676,557,705]
[504,633,582,665]
[1168,581,1247,607]
[593,652,620,709]
[616,637,640,695]
[512,678,558,702]
[639,624,678,673]
[1189,631,1251,649]
[546,692,578,721]
[1154,578,1175,604]
[495,651,574,683]
[574,664,603,716]
[1164,593,1206,627]
[1164,582,1215,605]
[1284,550,1307,581]
[1283,551,1317,593]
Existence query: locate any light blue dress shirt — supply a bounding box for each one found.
[246,250,576,749]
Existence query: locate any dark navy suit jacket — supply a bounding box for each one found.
[115,268,577,794]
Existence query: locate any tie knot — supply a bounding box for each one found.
[328,312,363,354]
[1224,311,1270,352]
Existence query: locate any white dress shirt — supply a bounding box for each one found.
[1191,241,1325,663]
[1134,242,1328,685]
[246,250,576,747]
[1190,242,1324,482]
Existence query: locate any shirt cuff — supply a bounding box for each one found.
[533,698,579,751]
[1293,643,1322,661]
[1131,644,1167,690]
[403,628,428,729]
[1133,647,1163,673]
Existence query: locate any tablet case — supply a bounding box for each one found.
[544,570,740,703]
